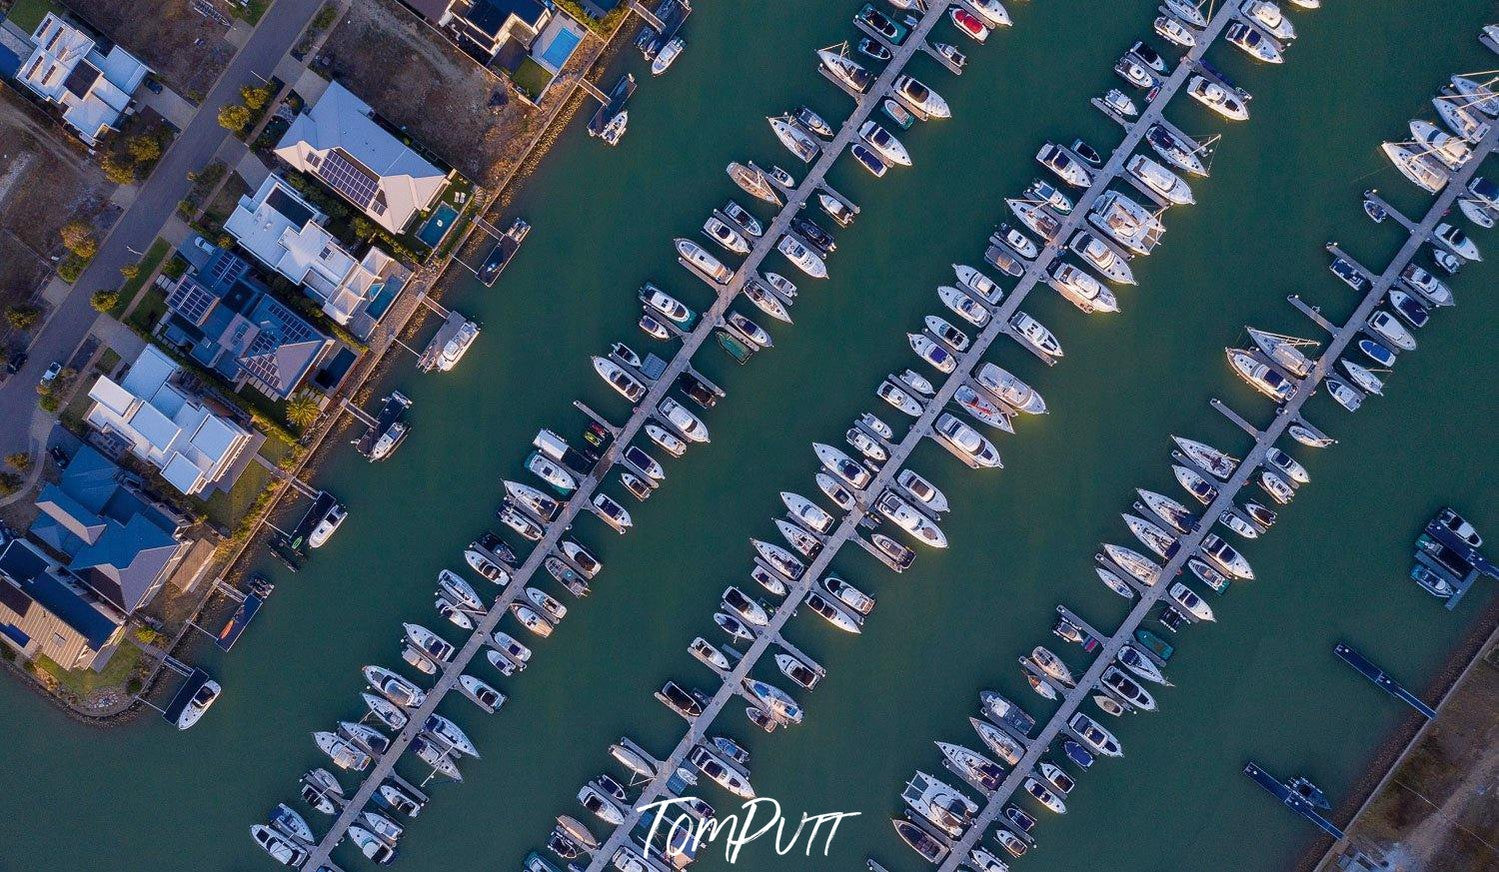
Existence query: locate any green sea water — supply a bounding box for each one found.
[0,2,1495,871]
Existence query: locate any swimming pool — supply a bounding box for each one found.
[537,26,583,72]
[415,203,459,248]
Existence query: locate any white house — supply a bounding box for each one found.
[85,346,254,497]
[17,13,149,147]
[273,81,448,234]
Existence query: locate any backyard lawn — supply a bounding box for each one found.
[202,460,274,530]
[32,641,143,698]
[5,0,60,33]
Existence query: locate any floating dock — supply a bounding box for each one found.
[587,73,636,140]
[475,218,531,288]
[1334,643,1439,720]
[1243,762,1346,839]
[416,310,480,372]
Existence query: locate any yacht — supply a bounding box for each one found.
[676,238,734,283]
[1247,327,1316,376]
[721,200,763,237]
[623,444,664,481]
[464,547,509,585]
[815,442,872,489]
[1381,142,1449,193]
[1036,141,1093,188]
[1169,582,1215,622]
[894,75,950,118]
[1164,0,1207,26]
[778,234,828,278]
[1202,532,1255,580]
[1155,15,1196,47]
[1147,124,1208,176]
[1226,20,1284,63]
[1139,488,1195,533]
[926,314,971,350]
[876,490,949,548]
[1102,666,1157,711]
[1089,190,1165,256]
[1010,312,1062,359]
[824,575,876,614]
[939,284,991,327]
[1410,119,1473,170]
[744,280,792,323]
[315,731,372,771]
[1368,310,1416,350]
[818,192,856,226]
[782,491,835,533]
[1188,76,1249,120]
[251,824,310,867]
[1243,0,1295,39]
[1069,230,1136,284]
[646,423,688,457]
[859,120,912,166]
[850,140,889,177]
[956,385,1016,433]
[765,271,798,298]
[897,468,950,514]
[1022,777,1067,814]
[1047,262,1118,313]
[769,115,819,163]
[817,47,873,94]
[1244,501,1278,530]
[1261,469,1297,503]
[659,396,709,442]
[703,215,750,254]
[175,677,221,730]
[976,363,1047,414]
[526,451,577,493]
[937,741,1005,792]
[363,665,425,708]
[754,537,806,579]
[1097,565,1136,599]
[727,161,781,205]
[434,319,479,372]
[936,413,1002,468]
[308,503,346,548]
[715,611,755,643]
[805,589,862,633]
[749,563,787,597]
[1174,464,1219,505]
[1227,348,1294,402]
[1069,713,1123,757]
[689,745,755,798]
[300,769,343,814]
[1105,543,1162,587]
[878,379,924,417]
[1124,513,1178,560]
[1459,197,1495,228]
[651,36,684,75]
[1127,153,1195,205]
[1174,435,1239,479]
[1116,53,1158,90]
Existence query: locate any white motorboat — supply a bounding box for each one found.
[363,665,426,708]
[1047,262,1118,313]
[765,271,797,298]
[436,569,482,612]
[525,451,577,495]
[1068,712,1123,757]
[926,314,971,350]
[1006,198,1063,242]
[1261,469,1296,504]
[1009,311,1063,359]
[1031,646,1076,687]
[460,674,504,713]
[645,423,687,458]
[777,234,828,278]
[651,37,684,75]
[937,741,1004,792]
[876,490,949,548]
[1118,644,1169,686]
[510,603,554,638]
[805,589,862,633]
[1155,15,1196,48]
[504,479,561,521]
[561,540,602,578]
[1459,197,1496,228]
[878,379,924,417]
[362,692,408,731]
[1188,76,1249,120]
[776,516,823,556]
[1069,230,1136,284]
[1102,88,1139,117]
[424,713,479,758]
[781,491,834,533]
[893,75,950,118]
[859,120,911,166]
[1164,0,1207,26]
[1101,665,1157,711]
[1368,310,1416,351]
[251,824,310,867]
[909,332,957,373]
[899,366,934,396]
[1435,222,1481,261]
[938,284,991,327]
[690,745,755,798]
[997,224,1038,259]
[975,362,1046,414]
[824,575,875,615]
[768,115,819,163]
[676,238,734,283]
[847,426,886,463]
[935,413,1002,468]
[1089,190,1166,256]
[1027,178,1076,214]
[592,356,645,402]
[1265,447,1309,485]
[746,678,805,724]
[897,468,949,514]
[1169,581,1215,622]
[1036,141,1093,188]
[703,215,750,254]
[1023,777,1067,814]
[744,280,792,323]
[1400,263,1453,307]
[1147,124,1209,176]
[434,319,478,372]
[814,442,871,490]
[1127,153,1195,205]
[721,585,768,627]
[525,586,568,623]
[722,200,763,237]
[950,6,991,42]
[659,396,709,442]
[1226,20,1284,63]
[308,503,345,549]
[1203,533,1255,579]
[967,0,1012,28]
[1227,348,1295,402]
[817,47,873,94]
[1243,0,1295,40]
[754,538,805,580]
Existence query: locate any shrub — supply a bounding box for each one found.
[217,104,252,133]
[57,255,85,284]
[90,290,120,313]
[0,472,20,496]
[5,305,41,331]
[59,220,97,259]
[100,153,137,185]
[125,134,162,163]
[119,264,139,280]
[6,452,32,472]
[240,85,272,110]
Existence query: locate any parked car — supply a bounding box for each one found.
[40,362,61,385]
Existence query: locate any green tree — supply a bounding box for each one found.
[285,391,321,429]
[90,289,120,313]
[240,85,272,110]
[119,264,139,280]
[6,304,41,332]
[217,103,252,133]
[99,153,137,185]
[59,220,97,259]
[351,216,376,240]
[125,134,162,163]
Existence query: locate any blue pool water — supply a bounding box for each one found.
[537,27,582,70]
[364,276,403,321]
[415,204,459,247]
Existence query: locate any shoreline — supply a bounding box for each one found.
[1294,595,1499,872]
[42,12,637,726]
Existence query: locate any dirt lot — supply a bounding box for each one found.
[318,0,532,186]
[1321,634,1499,872]
[64,0,236,101]
[0,90,114,312]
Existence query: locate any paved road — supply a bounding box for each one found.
[0,0,324,451]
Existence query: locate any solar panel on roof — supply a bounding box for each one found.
[166,279,217,326]
[316,149,379,210]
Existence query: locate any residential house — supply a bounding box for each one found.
[273,81,449,234]
[29,445,194,615]
[158,247,336,400]
[16,13,148,147]
[0,538,126,672]
[431,0,553,63]
[224,174,409,331]
[84,345,255,497]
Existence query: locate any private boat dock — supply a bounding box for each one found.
[927,26,1499,872]
[1243,761,1347,839]
[1334,643,1439,720]
[295,1,958,865]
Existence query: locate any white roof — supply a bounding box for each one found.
[273,81,447,233]
[18,14,148,146]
